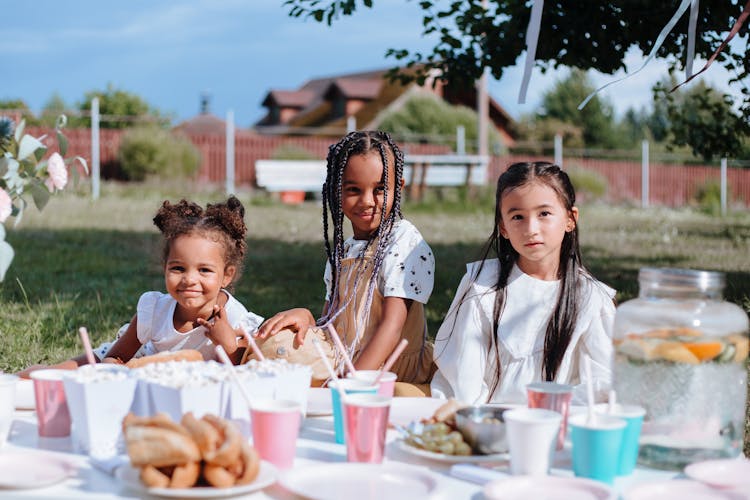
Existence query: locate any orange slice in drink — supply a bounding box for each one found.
[682,342,724,361]
[652,342,700,364]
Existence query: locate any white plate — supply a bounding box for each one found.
[0,453,73,489]
[115,460,277,498]
[280,462,439,500]
[306,387,333,417]
[684,458,750,489]
[15,379,35,410]
[397,439,509,464]
[484,475,615,500]
[624,479,745,500]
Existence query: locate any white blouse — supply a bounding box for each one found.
[323,219,435,304]
[431,260,615,405]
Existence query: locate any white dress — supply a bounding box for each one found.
[430,260,615,405]
[94,290,264,361]
[323,219,435,304]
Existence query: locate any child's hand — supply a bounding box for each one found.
[256,308,316,343]
[198,304,239,355]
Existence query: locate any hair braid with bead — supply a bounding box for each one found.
[320,131,404,355]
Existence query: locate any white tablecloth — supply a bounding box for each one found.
[2,398,683,499]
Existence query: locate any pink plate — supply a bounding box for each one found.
[684,458,750,489]
[625,480,746,500]
[0,453,73,489]
[483,475,614,500]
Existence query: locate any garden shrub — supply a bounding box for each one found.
[118,127,200,181]
[270,143,318,160]
[694,180,729,216]
[566,166,608,202]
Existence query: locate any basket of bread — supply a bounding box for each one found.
[121,412,269,490]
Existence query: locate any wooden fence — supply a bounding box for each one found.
[23,126,750,208]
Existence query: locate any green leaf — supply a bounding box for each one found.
[57,130,69,157]
[29,180,51,211]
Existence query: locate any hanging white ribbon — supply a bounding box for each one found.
[517,0,545,104]
[686,0,700,79]
[577,0,693,110]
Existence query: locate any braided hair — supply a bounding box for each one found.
[319,131,405,348]
[152,195,248,290]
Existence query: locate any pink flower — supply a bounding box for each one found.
[0,189,11,223]
[45,152,68,192]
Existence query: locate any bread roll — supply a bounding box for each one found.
[126,349,204,368]
[125,425,201,467]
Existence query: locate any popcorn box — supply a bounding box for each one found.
[61,365,136,459]
[274,365,313,416]
[129,378,154,417]
[148,381,224,422]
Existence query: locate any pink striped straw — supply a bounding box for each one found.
[241,327,265,362]
[78,326,97,366]
[325,322,356,375]
[374,338,408,386]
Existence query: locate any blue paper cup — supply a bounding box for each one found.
[329,379,378,444]
[595,403,646,476]
[569,413,626,484]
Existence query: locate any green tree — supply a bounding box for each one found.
[38,93,69,128]
[0,99,38,125]
[284,1,750,131]
[377,93,501,152]
[77,84,164,129]
[656,79,749,161]
[538,70,618,148]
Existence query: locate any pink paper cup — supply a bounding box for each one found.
[527,382,573,450]
[250,399,301,470]
[348,370,397,397]
[30,369,72,438]
[343,393,391,463]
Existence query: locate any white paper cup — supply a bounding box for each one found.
[62,365,136,459]
[0,374,17,447]
[504,408,562,476]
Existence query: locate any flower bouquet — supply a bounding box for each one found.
[0,115,87,280]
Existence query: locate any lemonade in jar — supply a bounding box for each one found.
[613,268,749,470]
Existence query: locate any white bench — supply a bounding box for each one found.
[254,155,489,195]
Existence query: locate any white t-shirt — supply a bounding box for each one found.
[431,260,615,405]
[323,219,435,304]
[94,290,263,361]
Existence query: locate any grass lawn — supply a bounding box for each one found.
[1,182,749,452]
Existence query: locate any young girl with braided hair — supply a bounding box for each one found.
[20,196,263,376]
[256,131,436,392]
[431,162,616,405]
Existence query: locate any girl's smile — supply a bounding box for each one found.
[165,233,235,326]
[341,151,397,239]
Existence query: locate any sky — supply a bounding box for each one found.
[3,1,744,128]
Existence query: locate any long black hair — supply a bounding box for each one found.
[440,161,590,401]
[318,131,405,345]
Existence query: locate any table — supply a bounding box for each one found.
[2,397,685,499]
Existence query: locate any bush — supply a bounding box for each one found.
[270,144,319,160]
[694,180,729,216]
[566,166,608,203]
[118,127,201,181]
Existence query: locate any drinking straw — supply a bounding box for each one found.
[312,337,338,382]
[240,326,265,362]
[312,337,347,403]
[325,322,357,375]
[78,327,97,366]
[214,345,252,407]
[373,339,408,386]
[584,356,595,423]
[608,389,617,414]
